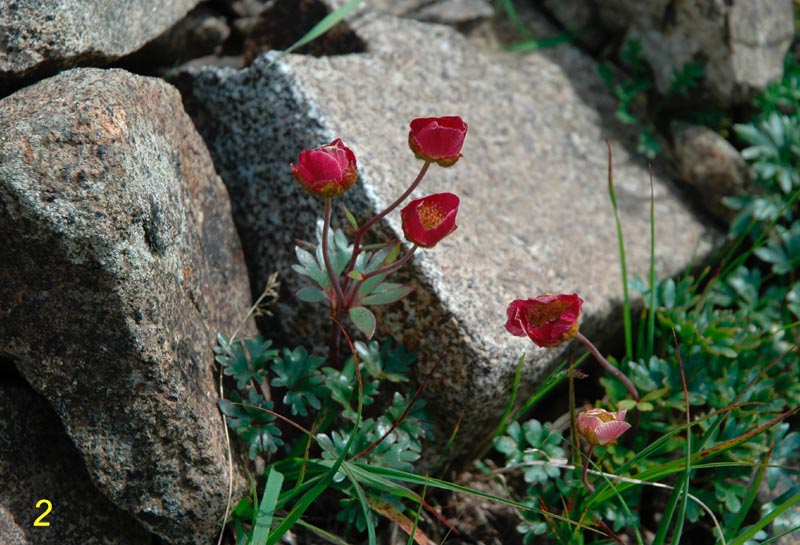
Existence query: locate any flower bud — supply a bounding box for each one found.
[408,116,468,167]
[291,138,358,198]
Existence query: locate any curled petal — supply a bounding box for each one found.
[577,407,631,446]
[594,420,632,446]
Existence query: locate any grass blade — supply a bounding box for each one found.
[723,445,773,541]
[269,0,363,66]
[606,141,634,358]
[729,489,800,545]
[252,467,285,545]
[493,354,525,438]
[669,334,692,545]
[646,167,656,358]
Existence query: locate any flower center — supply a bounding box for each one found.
[526,300,569,326]
[417,201,445,230]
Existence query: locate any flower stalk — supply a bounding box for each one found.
[321,198,346,310]
[291,116,467,365]
[576,332,640,402]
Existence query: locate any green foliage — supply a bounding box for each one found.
[219,334,433,542]
[216,334,278,390]
[294,221,413,338]
[495,420,565,486]
[598,49,800,537]
[736,112,800,194]
[498,51,800,545]
[220,388,284,459]
[293,222,353,292]
[270,347,326,417]
[754,53,800,116]
[599,38,720,159]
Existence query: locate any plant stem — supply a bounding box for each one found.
[328,310,342,368]
[343,245,419,307]
[361,161,431,235]
[582,445,595,493]
[576,332,640,402]
[322,198,346,310]
[322,198,346,368]
[343,161,431,287]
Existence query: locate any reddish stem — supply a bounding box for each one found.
[576,332,640,402]
[582,445,595,493]
[343,161,431,292]
[352,366,434,461]
[344,245,418,307]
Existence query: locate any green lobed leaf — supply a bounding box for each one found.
[215,334,278,390]
[220,389,284,458]
[270,347,327,417]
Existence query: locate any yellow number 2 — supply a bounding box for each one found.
[33,499,52,527]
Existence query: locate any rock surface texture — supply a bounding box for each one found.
[0,383,155,545]
[0,68,252,545]
[671,123,752,222]
[178,11,718,459]
[593,0,794,106]
[0,0,199,87]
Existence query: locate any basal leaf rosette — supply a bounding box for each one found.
[400,192,460,248]
[505,294,583,348]
[408,116,468,167]
[291,138,358,198]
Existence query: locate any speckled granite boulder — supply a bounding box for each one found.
[177,12,717,460]
[544,0,795,107]
[0,383,155,545]
[0,0,199,88]
[0,68,252,545]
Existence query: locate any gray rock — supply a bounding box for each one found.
[371,0,494,26]
[178,12,717,461]
[125,5,231,69]
[671,123,752,222]
[0,383,155,545]
[0,68,252,545]
[0,0,200,86]
[597,0,795,107]
[540,0,606,50]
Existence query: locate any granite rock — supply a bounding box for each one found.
[0,382,155,545]
[178,12,717,461]
[671,122,752,222]
[0,68,252,544]
[0,0,199,89]
[124,4,231,70]
[597,0,795,107]
[370,0,494,26]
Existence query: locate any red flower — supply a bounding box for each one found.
[401,193,460,248]
[505,294,583,348]
[408,116,468,167]
[291,138,358,198]
[577,408,631,446]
